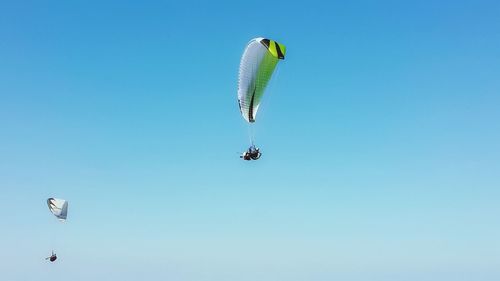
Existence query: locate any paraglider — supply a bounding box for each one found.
[240,145,261,161]
[45,251,57,262]
[237,37,285,160]
[46,198,67,262]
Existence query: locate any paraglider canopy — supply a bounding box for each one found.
[47,198,68,221]
[238,37,286,123]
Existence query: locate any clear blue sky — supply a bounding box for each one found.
[1,0,499,280]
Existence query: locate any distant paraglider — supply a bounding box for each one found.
[237,37,286,160]
[46,198,68,262]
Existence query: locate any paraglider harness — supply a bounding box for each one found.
[241,146,261,161]
[46,251,57,262]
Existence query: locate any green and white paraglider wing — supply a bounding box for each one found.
[47,198,68,221]
[238,37,285,123]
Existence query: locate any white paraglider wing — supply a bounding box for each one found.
[47,198,68,221]
[238,37,285,123]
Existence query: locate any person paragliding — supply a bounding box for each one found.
[46,198,68,262]
[240,145,261,161]
[237,37,285,160]
[45,251,57,262]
